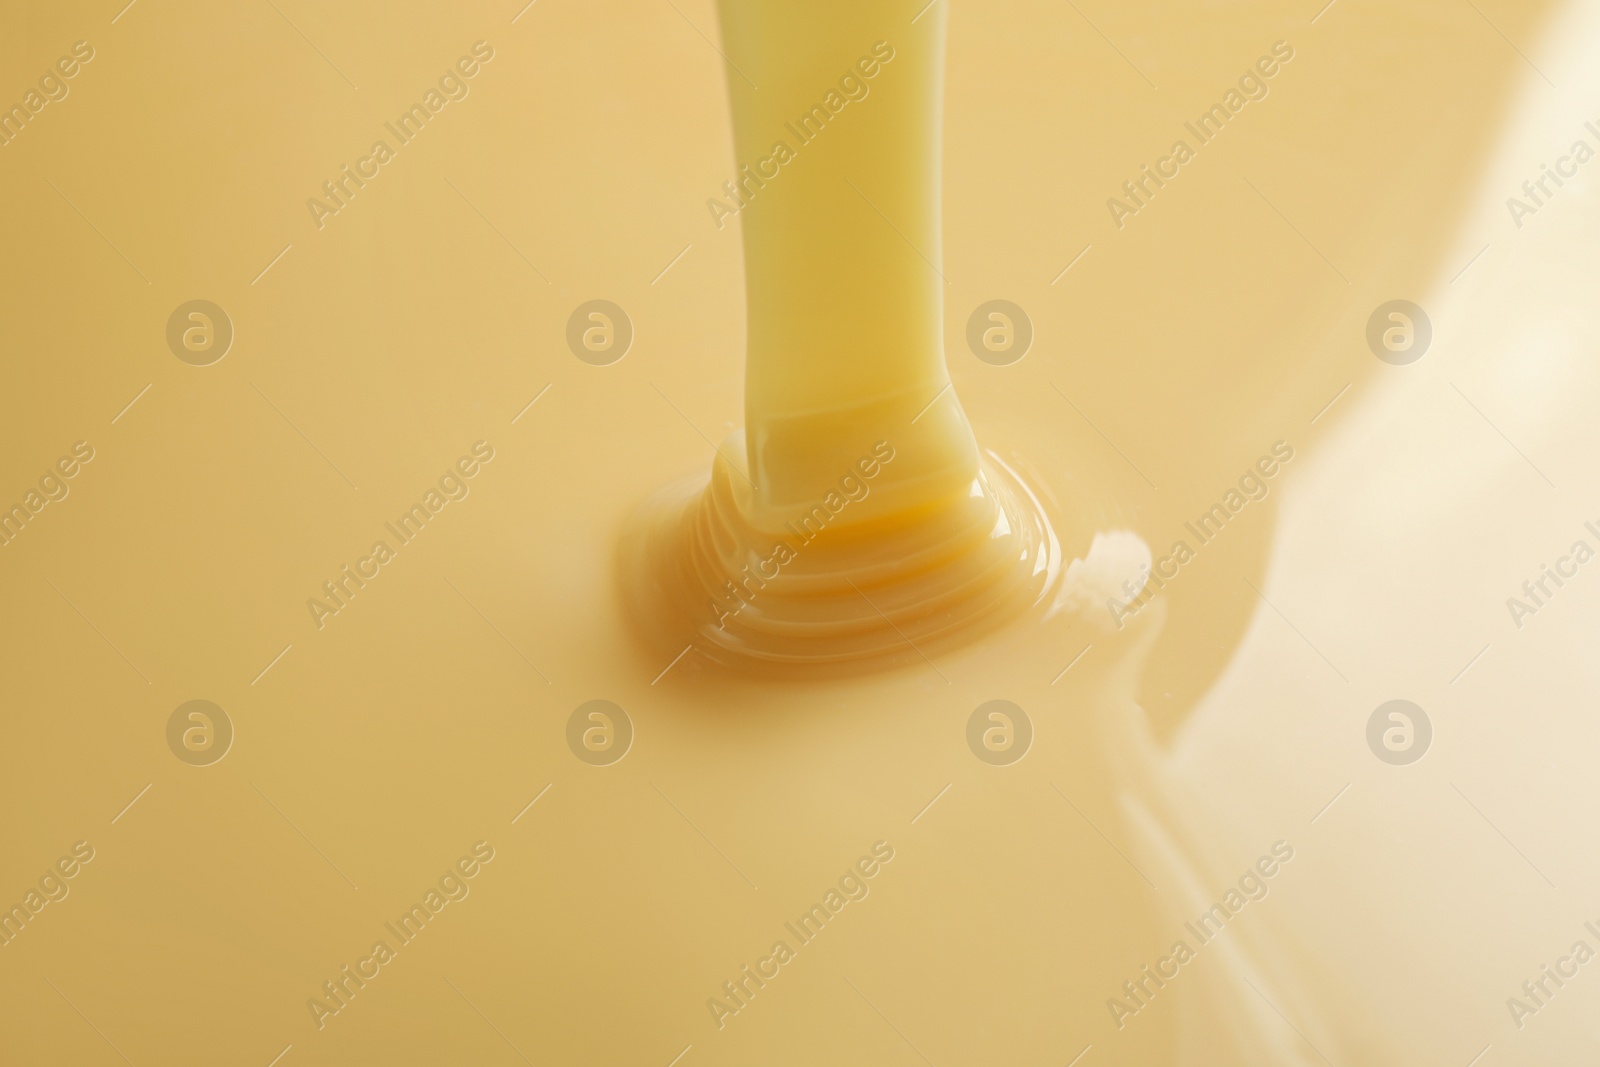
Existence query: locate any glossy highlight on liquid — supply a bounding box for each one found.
[622,1,1064,669]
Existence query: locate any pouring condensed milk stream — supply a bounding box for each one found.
[626,0,1062,669]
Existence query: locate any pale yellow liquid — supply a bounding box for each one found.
[4,1,1597,1065]
[627,1,1063,669]
[715,2,972,524]
[720,0,979,524]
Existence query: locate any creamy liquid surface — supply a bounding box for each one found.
[3,1,1597,1064]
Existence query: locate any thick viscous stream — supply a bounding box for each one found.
[624,1,1062,668]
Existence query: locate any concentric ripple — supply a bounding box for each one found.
[622,448,1062,672]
